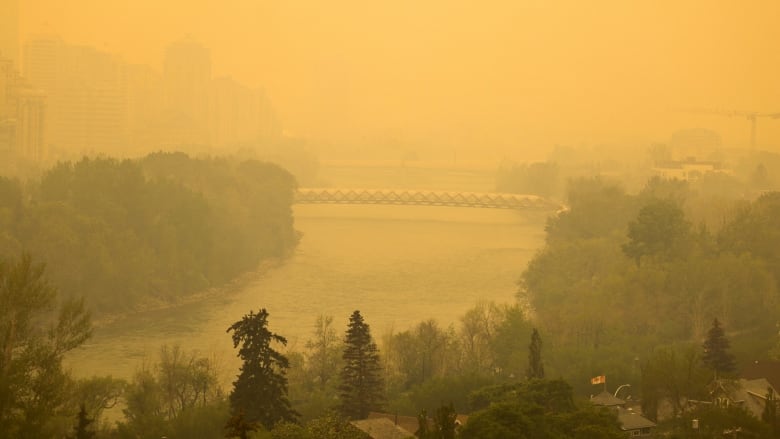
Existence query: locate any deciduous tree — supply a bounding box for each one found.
[0,254,92,437]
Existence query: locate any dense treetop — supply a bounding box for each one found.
[0,153,298,313]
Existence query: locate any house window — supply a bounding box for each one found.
[631,430,641,436]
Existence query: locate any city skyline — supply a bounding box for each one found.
[17,0,780,154]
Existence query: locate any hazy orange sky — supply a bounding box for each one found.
[19,0,780,156]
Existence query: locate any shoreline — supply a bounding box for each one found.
[90,257,286,329]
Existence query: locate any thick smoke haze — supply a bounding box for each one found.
[20,0,780,157]
[19,1,780,155]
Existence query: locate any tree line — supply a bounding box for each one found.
[0,152,298,313]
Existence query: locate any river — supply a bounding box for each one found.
[66,165,550,387]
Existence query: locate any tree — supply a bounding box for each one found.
[339,311,384,419]
[305,314,341,390]
[527,328,545,380]
[67,404,96,439]
[702,318,737,379]
[224,409,259,439]
[227,309,298,430]
[623,199,691,266]
[0,253,92,437]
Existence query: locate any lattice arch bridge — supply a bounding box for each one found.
[295,188,563,211]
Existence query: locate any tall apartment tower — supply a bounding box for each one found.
[23,37,126,155]
[0,0,19,67]
[163,39,211,146]
[0,57,46,162]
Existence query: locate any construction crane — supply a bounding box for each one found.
[680,108,780,149]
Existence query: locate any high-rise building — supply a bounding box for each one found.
[0,0,19,67]
[163,38,211,145]
[0,56,46,161]
[23,36,126,154]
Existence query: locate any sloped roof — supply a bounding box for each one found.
[590,391,626,407]
[742,360,780,392]
[367,411,469,435]
[367,412,418,435]
[617,407,656,431]
[735,378,776,419]
[351,418,416,439]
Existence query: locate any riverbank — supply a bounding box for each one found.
[90,258,287,329]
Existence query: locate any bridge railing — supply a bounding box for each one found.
[295,188,563,211]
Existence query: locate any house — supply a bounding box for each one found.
[652,158,732,181]
[591,391,657,437]
[741,360,780,393]
[703,378,779,419]
[617,407,656,437]
[360,411,470,438]
[351,417,415,439]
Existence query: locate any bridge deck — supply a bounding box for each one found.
[295,188,562,211]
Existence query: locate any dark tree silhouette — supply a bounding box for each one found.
[527,328,545,379]
[224,409,259,439]
[338,310,384,419]
[226,309,298,430]
[67,404,95,439]
[702,318,736,379]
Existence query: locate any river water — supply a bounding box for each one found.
[66,166,549,386]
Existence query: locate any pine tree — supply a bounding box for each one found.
[702,318,736,379]
[227,309,298,430]
[338,310,384,419]
[527,328,545,379]
[68,404,95,439]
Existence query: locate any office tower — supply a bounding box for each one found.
[0,56,46,161]
[163,38,211,145]
[23,37,126,154]
[0,0,19,67]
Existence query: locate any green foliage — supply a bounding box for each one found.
[1,154,298,313]
[225,409,260,439]
[339,311,384,420]
[526,328,544,380]
[519,177,780,389]
[496,161,561,198]
[304,314,342,391]
[719,191,780,289]
[702,318,737,378]
[118,345,223,438]
[545,177,638,244]
[461,379,622,439]
[228,309,298,429]
[622,198,691,266]
[640,344,709,420]
[67,404,95,439]
[666,404,770,438]
[270,412,368,439]
[0,253,92,438]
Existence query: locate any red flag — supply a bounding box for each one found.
[590,375,605,385]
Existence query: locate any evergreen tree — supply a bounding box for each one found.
[702,318,736,378]
[526,328,545,379]
[68,404,96,439]
[227,309,298,430]
[338,310,384,419]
